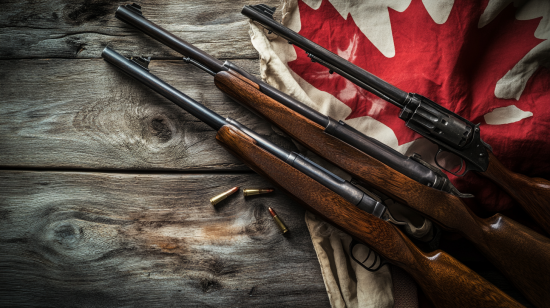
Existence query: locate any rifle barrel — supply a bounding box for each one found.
[241,4,408,107]
[115,4,227,74]
[102,47,227,131]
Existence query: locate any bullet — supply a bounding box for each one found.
[210,187,239,206]
[268,207,288,234]
[243,188,274,197]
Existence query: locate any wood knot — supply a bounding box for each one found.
[150,118,173,142]
[52,223,83,248]
[62,0,112,25]
[199,277,222,293]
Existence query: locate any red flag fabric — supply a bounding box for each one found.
[287,0,550,220]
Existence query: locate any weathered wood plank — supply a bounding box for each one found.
[0,0,279,59]
[0,58,295,170]
[0,171,329,307]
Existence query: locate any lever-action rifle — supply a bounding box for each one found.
[114,4,550,307]
[241,4,550,237]
[102,46,522,308]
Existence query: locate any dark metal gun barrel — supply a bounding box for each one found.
[115,4,227,74]
[242,5,409,107]
[102,47,227,130]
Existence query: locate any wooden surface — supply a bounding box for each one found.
[0,171,327,307]
[0,0,329,307]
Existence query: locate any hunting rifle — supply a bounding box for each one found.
[114,4,550,307]
[102,45,521,308]
[241,4,550,238]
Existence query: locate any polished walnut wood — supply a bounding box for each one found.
[215,124,523,308]
[482,151,550,235]
[214,69,550,308]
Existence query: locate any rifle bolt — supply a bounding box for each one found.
[210,187,239,206]
[243,188,274,197]
[268,207,288,234]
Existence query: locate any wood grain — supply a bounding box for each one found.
[482,151,550,235]
[0,0,280,59]
[214,69,550,308]
[0,1,325,307]
[215,124,523,308]
[0,170,329,307]
[0,58,295,170]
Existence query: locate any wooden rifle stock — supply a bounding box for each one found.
[482,152,550,235]
[215,124,521,308]
[214,70,550,308]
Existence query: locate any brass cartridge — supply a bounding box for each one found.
[268,207,288,234]
[210,187,239,206]
[243,188,274,197]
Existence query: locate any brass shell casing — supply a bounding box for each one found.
[243,188,274,197]
[210,187,239,205]
[272,215,288,234]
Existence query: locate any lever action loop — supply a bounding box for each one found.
[349,239,387,272]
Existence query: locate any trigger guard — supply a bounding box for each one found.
[435,148,468,177]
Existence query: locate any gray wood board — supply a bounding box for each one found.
[0,0,280,59]
[0,170,329,307]
[0,58,296,170]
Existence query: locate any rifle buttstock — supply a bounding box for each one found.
[474,213,550,308]
[215,124,522,308]
[482,151,550,235]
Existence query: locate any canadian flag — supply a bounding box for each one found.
[249,2,549,305]
[250,0,550,225]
